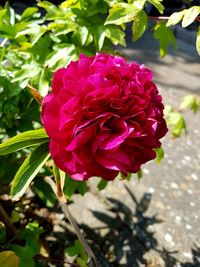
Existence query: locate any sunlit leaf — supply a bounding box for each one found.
[0,251,19,267]
[0,128,49,156]
[148,0,164,14]
[182,6,200,28]
[155,147,164,163]
[105,3,140,25]
[132,10,148,41]
[166,10,186,27]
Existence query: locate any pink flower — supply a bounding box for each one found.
[42,53,167,181]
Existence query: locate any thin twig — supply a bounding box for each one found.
[149,15,200,22]
[0,38,8,48]
[0,203,18,238]
[60,201,99,267]
[44,176,99,267]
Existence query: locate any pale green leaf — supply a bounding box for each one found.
[105,3,140,25]
[166,112,186,137]
[0,128,49,156]
[148,0,164,14]
[166,10,186,27]
[182,6,200,28]
[180,94,200,113]
[21,7,39,20]
[11,143,50,201]
[132,10,148,41]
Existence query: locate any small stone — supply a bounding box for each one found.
[164,233,174,246]
[184,155,191,161]
[187,189,193,194]
[183,252,192,260]
[190,202,195,207]
[191,173,198,181]
[171,182,178,189]
[148,187,155,193]
[175,216,181,224]
[143,168,150,174]
[185,224,192,230]
[186,140,192,146]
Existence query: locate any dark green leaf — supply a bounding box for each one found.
[33,178,57,208]
[0,128,49,156]
[11,143,50,201]
[12,222,43,267]
[64,175,88,199]
[97,179,108,190]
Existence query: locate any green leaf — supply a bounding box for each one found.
[11,143,50,201]
[21,7,39,20]
[77,26,89,46]
[0,128,49,156]
[0,251,19,267]
[137,169,143,180]
[155,147,164,163]
[45,44,77,69]
[66,240,88,265]
[33,178,57,208]
[38,68,50,97]
[93,25,106,51]
[12,222,43,267]
[97,179,108,190]
[166,10,186,27]
[105,26,126,46]
[182,6,200,28]
[16,25,47,46]
[105,3,140,25]
[179,95,200,113]
[148,0,164,14]
[132,10,148,41]
[166,112,186,137]
[196,25,200,55]
[153,22,176,57]
[64,175,88,199]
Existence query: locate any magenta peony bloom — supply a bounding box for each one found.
[42,53,167,181]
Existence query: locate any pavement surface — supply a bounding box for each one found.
[62,30,200,267]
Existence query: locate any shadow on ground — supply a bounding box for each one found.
[47,185,200,267]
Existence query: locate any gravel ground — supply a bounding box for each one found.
[64,30,200,267]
